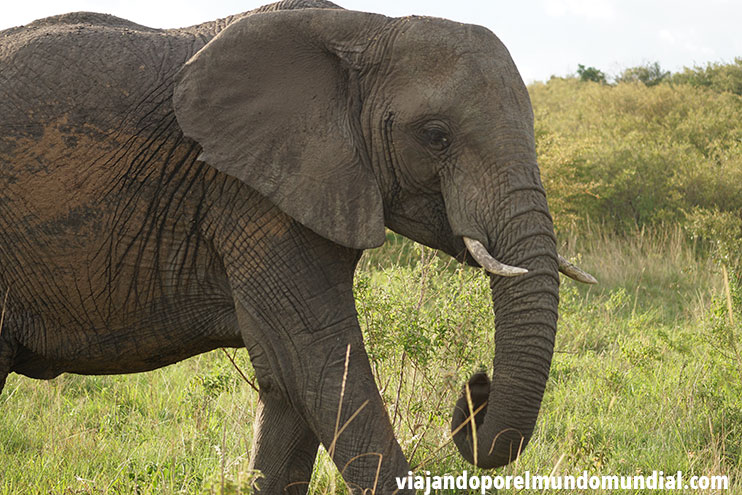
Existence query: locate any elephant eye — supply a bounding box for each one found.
[422,125,452,152]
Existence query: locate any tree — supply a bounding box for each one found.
[577,64,607,83]
[671,58,742,96]
[617,62,669,86]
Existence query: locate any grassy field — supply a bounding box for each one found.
[1,226,740,494]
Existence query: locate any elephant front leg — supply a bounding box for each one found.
[224,223,412,493]
[235,298,412,494]
[237,307,320,494]
[305,339,412,494]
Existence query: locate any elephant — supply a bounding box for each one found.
[0,0,596,492]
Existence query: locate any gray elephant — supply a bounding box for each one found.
[0,0,595,492]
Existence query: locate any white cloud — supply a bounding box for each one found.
[658,28,715,57]
[658,29,676,44]
[543,0,616,20]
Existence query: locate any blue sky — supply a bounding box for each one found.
[3,0,740,83]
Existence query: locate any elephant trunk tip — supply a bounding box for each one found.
[450,371,531,469]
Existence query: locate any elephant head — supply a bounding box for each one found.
[173,7,595,470]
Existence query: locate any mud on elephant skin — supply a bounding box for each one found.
[0,0,595,492]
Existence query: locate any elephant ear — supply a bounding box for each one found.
[173,9,388,249]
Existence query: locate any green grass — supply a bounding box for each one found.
[1,227,740,494]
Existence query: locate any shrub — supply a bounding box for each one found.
[530,76,742,234]
[577,64,607,84]
[671,58,742,96]
[687,208,742,267]
[616,62,670,87]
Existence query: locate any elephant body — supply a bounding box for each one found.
[1,10,247,378]
[0,1,585,492]
[1,4,386,489]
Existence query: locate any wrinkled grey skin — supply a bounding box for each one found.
[0,0,560,492]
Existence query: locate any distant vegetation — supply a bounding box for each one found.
[572,58,742,95]
[532,59,742,268]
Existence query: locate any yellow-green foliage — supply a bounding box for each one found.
[530,76,742,233]
[671,58,742,96]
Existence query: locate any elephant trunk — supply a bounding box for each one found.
[450,186,560,468]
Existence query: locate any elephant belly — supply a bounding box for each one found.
[10,298,243,379]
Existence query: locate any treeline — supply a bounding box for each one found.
[530,59,742,259]
[574,58,742,94]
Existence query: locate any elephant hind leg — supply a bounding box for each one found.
[249,392,320,494]
[0,340,12,395]
[0,327,16,395]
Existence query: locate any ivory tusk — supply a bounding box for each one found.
[558,255,598,284]
[463,237,528,277]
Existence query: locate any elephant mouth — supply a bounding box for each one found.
[463,236,597,284]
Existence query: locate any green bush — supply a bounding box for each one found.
[577,64,607,84]
[671,58,742,96]
[616,62,670,87]
[530,76,742,234]
[687,208,742,267]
